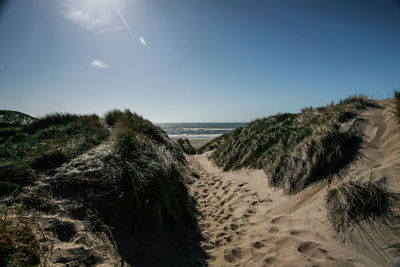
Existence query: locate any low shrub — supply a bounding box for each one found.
[104,109,124,126]
[267,127,361,194]
[0,127,20,138]
[392,90,400,123]
[107,135,194,228]
[23,113,79,133]
[0,210,41,266]
[31,150,67,171]
[0,162,33,184]
[0,181,18,196]
[197,133,229,154]
[105,109,168,145]
[102,110,194,228]
[326,180,400,244]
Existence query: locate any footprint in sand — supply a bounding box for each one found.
[297,241,328,260]
[251,241,265,249]
[238,182,246,187]
[224,247,243,263]
[290,230,327,242]
[224,235,234,243]
[270,215,286,224]
[222,214,232,221]
[230,223,238,231]
[290,230,301,236]
[268,226,280,234]
[250,243,268,260]
[235,229,247,236]
[250,200,259,206]
[246,208,255,214]
[264,256,278,264]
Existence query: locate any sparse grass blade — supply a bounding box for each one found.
[326,180,400,254]
[392,90,400,123]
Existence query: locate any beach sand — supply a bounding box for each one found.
[187,152,377,266]
[19,99,400,266]
[171,138,212,149]
[185,99,400,266]
[188,138,212,149]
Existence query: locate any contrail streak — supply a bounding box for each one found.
[113,3,133,36]
[113,3,147,47]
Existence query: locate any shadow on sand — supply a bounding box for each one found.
[111,222,208,266]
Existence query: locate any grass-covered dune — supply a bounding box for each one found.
[0,112,111,265]
[0,110,34,138]
[0,109,198,265]
[0,112,109,194]
[101,109,195,227]
[0,109,195,227]
[0,110,34,128]
[176,138,196,155]
[203,96,374,194]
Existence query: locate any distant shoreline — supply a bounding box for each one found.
[171,137,212,149]
[160,122,246,144]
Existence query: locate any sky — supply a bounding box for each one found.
[0,0,399,122]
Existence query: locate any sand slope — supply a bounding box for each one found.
[3,99,399,265]
[188,99,400,266]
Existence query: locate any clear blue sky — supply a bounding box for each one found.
[0,0,399,122]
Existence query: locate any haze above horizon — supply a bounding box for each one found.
[0,0,399,122]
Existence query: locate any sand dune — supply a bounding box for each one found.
[187,99,400,266]
[2,99,400,266]
[188,153,375,266]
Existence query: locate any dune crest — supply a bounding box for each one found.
[188,99,400,266]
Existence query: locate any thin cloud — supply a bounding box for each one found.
[91,60,109,69]
[62,0,115,33]
[65,10,111,32]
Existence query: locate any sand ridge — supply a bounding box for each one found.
[188,154,380,266]
[186,99,400,266]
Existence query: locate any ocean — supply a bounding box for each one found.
[158,122,247,139]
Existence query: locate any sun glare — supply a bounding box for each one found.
[62,0,145,46]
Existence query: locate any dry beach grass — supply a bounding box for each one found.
[1,95,400,265]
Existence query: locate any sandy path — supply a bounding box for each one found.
[187,153,379,267]
[184,99,400,266]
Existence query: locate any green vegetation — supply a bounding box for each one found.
[1,109,195,232]
[176,138,196,154]
[197,134,229,154]
[0,110,34,128]
[0,112,109,194]
[326,180,400,245]
[22,113,79,134]
[105,109,174,147]
[208,96,371,194]
[0,210,40,266]
[104,109,123,126]
[392,90,400,122]
[0,127,20,138]
[103,109,195,228]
